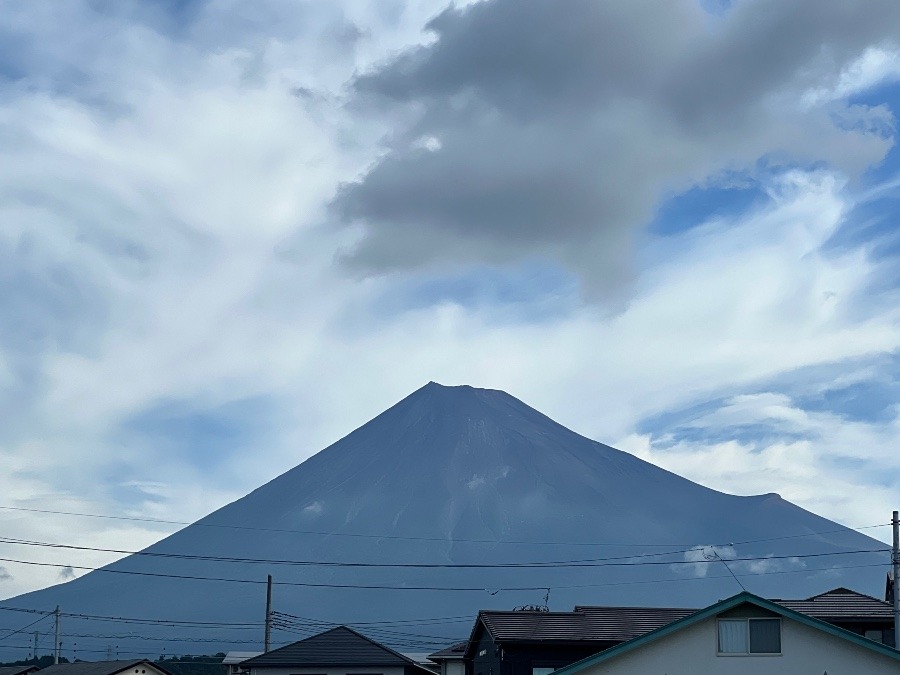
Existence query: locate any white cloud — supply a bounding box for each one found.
[0,0,899,599]
[803,47,900,106]
[302,501,325,517]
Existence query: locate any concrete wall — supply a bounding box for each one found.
[577,614,900,675]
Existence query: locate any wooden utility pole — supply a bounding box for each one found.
[892,510,899,649]
[53,606,60,665]
[264,575,273,653]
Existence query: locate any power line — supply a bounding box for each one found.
[0,606,260,629]
[0,505,889,549]
[0,547,887,597]
[0,537,888,571]
[0,612,53,642]
[0,557,547,591]
[0,536,702,568]
[270,610,473,627]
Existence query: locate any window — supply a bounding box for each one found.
[533,668,555,675]
[864,630,885,644]
[717,618,781,655]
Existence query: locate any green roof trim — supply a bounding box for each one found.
[553,591,900,674]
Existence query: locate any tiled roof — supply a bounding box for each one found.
[575,606,696,642]
[773,587,894,620]
[554,592,900,675]
[478,611,589,642]
[466,586,890,655]
[0,667,39,675]
[222,652,262,665]
[477,605,696,644]
[38,660,172,675]
[427,642,467,661]
[241,626,430,671]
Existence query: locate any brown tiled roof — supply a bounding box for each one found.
[477,605,696,644]
[575,606,696,642]
[478,611,589,642]
[471,586,890,651]
[773,587,894,620]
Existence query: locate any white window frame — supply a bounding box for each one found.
[716,618,782,656]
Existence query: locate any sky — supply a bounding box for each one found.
[1,0,900,600]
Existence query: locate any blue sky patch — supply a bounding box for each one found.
[119,395,276,468]
[648,181,768,237]
[375,261,580,322]
[637,354,900,447]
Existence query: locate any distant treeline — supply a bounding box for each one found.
[0,656,71,668]
[155,653,226,675]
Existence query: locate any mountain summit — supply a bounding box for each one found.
[1,383,887,657]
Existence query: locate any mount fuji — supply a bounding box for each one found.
[0,383,888,659]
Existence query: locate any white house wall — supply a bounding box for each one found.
[577,615,900,675]
[115,665,172,675]
[440,662,465,675]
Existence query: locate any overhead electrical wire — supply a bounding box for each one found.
[0,546,887,600]
[0,505,889,549]
[0,536,888,570]
[0,559,888,634]
[0,558,891,652]
[0,611,53,642]
[0,536,705,568]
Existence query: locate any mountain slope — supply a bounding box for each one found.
[0,383,888,659]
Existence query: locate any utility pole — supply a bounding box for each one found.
[264,575,273,653]
[893,510,899,649]
[33,631,38,662]
[53,606,60,665]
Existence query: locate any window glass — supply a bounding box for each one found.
[749,619,781,653]
[864,630,884,644]
[718,620,748,653]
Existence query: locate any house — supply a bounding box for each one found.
[223,652,262,675]
[36,661,173,675]
[397,655,438,674]
[239,626,437,675]
[427,642,466,675]
[551,591,900,675]
[445,585,899,675]
[463,605,695,675]
[0,666,41,675]
[774,586,896,646]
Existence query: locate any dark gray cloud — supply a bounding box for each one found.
[0,566,11,581]
[333,0,900,297]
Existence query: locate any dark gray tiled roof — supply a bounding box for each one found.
[0,666,39,675]
[241,626,430,671]
[427,642,467,661]
[774,587,894,620]
[38,660,172,675]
